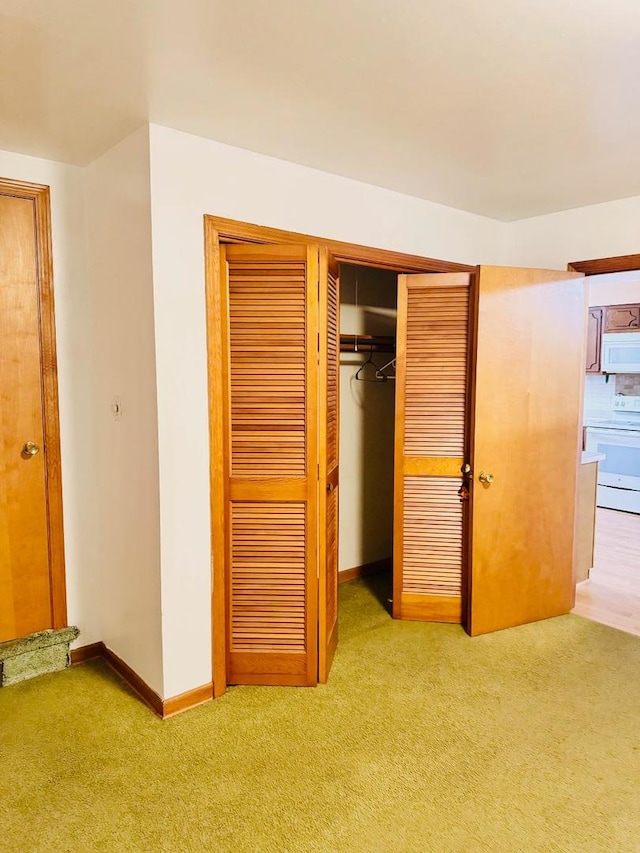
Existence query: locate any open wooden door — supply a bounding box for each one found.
[393,265,585,635]
[393,273,472,623]
[221,244,320,686]
[318,250,339,682]
[467,266,586,635]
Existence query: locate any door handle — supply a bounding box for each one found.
[478,471,494,485]
[22,441,40,458]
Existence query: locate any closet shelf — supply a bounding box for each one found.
[340,334,395,354]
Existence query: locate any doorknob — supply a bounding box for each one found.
[22,441,40,458]
[478,471,494,485]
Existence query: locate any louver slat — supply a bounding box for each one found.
[228,260,307,478]
[231,503,306,653]
[319,252,340,682]
[402,477,463,597]
[326,265,339,472]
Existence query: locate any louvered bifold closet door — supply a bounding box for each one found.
[318,250,340,682]
[221,244,320,686]
[393,273,472,623]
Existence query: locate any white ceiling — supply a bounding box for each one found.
[1,0,640,220]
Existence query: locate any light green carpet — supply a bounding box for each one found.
[2,576,640,853]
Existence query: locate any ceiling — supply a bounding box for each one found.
[1,0,640,220]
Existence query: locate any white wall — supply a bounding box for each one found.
[587,271,640,307]
[0,148,102,647]
[148,123,508,697]
[339,266,396,572]
[508,195,640,270]
[84,127,163,695]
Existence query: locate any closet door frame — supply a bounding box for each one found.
[204,214,473,697]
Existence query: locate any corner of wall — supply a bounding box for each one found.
[83,126,163,696]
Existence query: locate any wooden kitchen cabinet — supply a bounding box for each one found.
[586,307,603,373]
[604,304,640,332]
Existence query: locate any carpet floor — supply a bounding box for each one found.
[2,576,640,853]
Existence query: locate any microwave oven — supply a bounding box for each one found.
[601,332,640,373]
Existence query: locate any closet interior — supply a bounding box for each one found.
[338,264,398,598]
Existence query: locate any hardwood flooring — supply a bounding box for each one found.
[573,508,640,636]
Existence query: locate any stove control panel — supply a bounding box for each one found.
[613,395,640,413]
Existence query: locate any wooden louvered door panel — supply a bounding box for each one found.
[393,273,471,623]
[221,244,320,686]
[318,250,339,682]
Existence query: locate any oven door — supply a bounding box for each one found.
[585,428,640,489]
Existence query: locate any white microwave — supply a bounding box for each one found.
[601,332,640,373]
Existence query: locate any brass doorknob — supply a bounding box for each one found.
[22,441,40,457]
[478,471,494,485]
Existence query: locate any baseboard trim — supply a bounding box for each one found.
[339,557,391,584]
[70,642,213,719]
[70,641,105,665]
[163,683,214,718]
[101,645,164,717]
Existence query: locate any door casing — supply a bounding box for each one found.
[204,214,474,697]
[0,177,67,631]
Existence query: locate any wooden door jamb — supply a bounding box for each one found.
[568,254,640,276]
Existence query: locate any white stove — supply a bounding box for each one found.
[585,395,640,430]
[585,396,640,513]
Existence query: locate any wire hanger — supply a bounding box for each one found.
[353,275,387,382]
[375,356,396,382]
[355,348,388,382]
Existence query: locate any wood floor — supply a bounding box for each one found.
[573,508,640,636]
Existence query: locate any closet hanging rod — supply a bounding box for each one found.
[340,334,395,354]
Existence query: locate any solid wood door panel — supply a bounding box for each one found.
[221,243,319,686]
[393,273,471,623]
[318,250,339,682]
[468,266,585,636]
[0,194,51,641]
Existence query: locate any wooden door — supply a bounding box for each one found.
[219,242,338,686]
[0,193,52,641]
[468,266,586,635]
[393,273,472,623]
[318,250,339,682]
